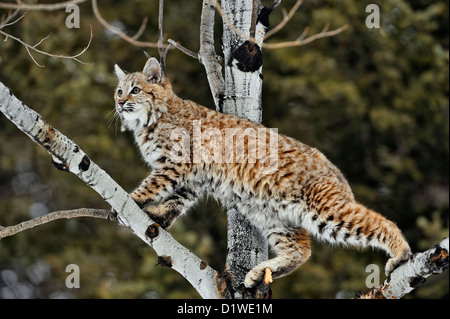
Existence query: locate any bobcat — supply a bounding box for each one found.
[113,57,411,288]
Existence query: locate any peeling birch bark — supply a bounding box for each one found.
[0,81,220,299]
[357,237,449,299]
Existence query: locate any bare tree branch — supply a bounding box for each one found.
[131,16,148,41]
[0,0,87,11]
[32,31,52,48]
[198,0,225,110]
[0,21,94,66]
[167,38,198,60]
[357,237,449,299]
[0,208,117,239]
[264,23,348,49]
[269,0,282,10]
[249,0,259,39]
[265,0,303,39]
[0,2,93,66]
[158,0,164,59]
[0,81,221,299]
[91,0,160,49]
[0,7,26,28]
[1,1,155,50]
[157,0,171,78]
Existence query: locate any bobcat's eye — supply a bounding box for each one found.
[117,89,123,97]
[131,87,141,94]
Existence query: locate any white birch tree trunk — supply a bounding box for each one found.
[220,0,269,297]
[199,0,270,298]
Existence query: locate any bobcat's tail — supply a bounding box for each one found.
[306,201,411,275]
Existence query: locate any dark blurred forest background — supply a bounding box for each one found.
[0,0,448,298]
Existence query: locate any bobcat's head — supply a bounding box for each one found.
[114,58,173,132]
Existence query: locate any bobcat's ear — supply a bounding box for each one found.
[143,57,162,83]
[114,64,126,81]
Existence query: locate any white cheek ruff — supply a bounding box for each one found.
[120,104,148,131]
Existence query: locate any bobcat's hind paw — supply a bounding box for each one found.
[385,250,412,276]
[244,267,272,288]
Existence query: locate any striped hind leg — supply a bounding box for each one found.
[244,228,311,288]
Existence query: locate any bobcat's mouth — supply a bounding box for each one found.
[117,103,135,114]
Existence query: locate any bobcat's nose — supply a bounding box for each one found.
[117,100,127,113]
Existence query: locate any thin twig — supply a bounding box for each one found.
[157,0,169,76]
[168,39,198,59]
[91,0,160,49]
[158,0,164,59]
[0,24,94,66]
[25,46,44,67]
[0,7,29,29]
[0,208,117,239]
[265,0,303,39]
[263,23,348,49]
[33,32,52,48]
[131,17,148,41]
[269,0,282,10]
[249,0,259,39]
[0,0,87,11]
[296,26,309,41]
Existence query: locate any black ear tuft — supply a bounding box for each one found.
[143,51,152,59]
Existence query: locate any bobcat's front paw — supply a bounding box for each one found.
[130,192,147,208]
[143,205,178,229]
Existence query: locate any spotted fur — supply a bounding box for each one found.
[113,58,411,288]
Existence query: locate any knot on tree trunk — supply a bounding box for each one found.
[228,41,263,72]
